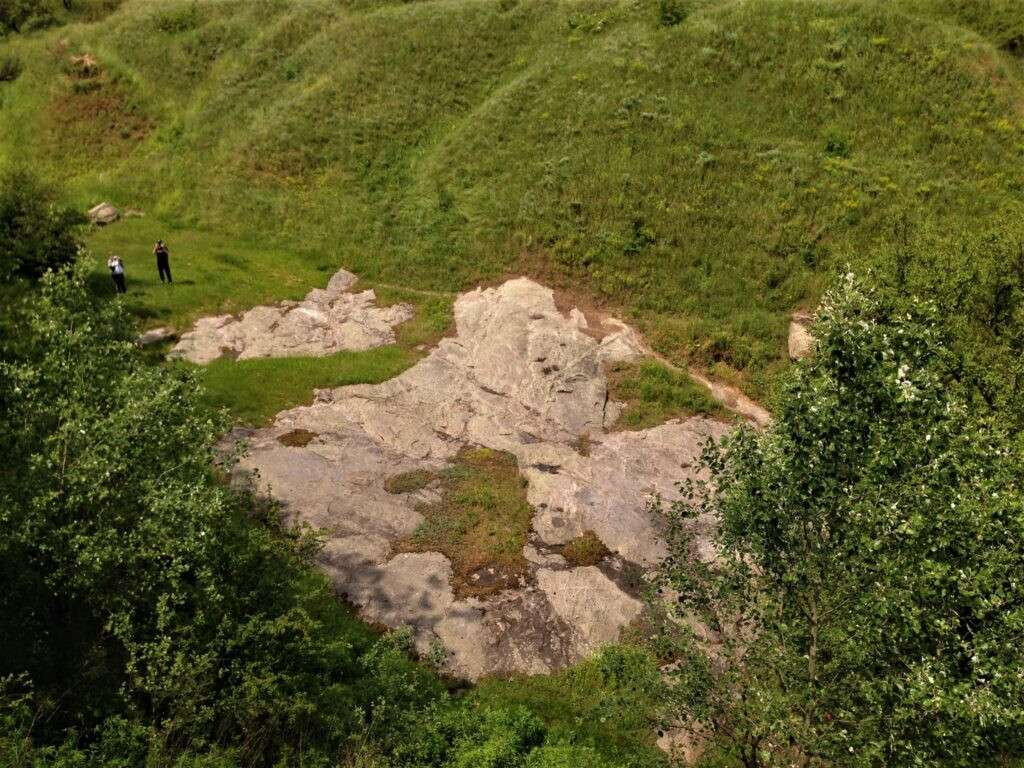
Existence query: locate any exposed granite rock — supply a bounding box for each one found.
[536,566,644,656]
[87,202,119,226]
[788,310,815,360]
[137,326,175,346]
[169,269,413,364]
[230,277,729,678]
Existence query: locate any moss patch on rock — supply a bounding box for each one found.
[383,469,436,495]
[560,531,610,567]
[399,448,533,598]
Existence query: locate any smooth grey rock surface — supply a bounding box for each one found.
[232,277,729,678]
[536,566,644,656]
[169,269,413,364]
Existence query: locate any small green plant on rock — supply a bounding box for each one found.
[400,448,533,597]
[560,531,609,566]
[383,468,436,494]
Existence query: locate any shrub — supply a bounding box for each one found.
[0,168,84,281]
[0,54,21,82]
[656,0,688,28]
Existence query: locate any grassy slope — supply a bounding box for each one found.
[2,0,1022,402]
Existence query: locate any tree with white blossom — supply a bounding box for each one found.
[659,275,1024,767]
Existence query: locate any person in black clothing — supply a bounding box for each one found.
[154,239,172,283]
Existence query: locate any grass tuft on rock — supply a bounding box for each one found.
[607,359,727,429]
[277,428,318,447]
[560,531,610,567]
[383,469,436,495]
[401,448,533,598]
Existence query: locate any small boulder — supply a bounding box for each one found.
[87,202,119,226]
[788,311,815,360]
[137,326,175,346]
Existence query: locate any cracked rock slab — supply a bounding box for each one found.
[169,269,413,364]
[233,277,728,679]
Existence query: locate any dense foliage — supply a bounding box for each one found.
[870,224,1024,428]
[0,263,364,763]
[659,276,1024,766]
[0,168,83,281]
[0,261,666,766]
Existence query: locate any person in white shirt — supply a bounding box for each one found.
[107,255,126,294]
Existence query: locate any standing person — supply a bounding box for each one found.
[107,255,126,294]
[153,239,172,284]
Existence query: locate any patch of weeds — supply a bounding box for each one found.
[657,0,689,28]
[0,55,23,83]
[400,448,533,598]
[277,428,318,447]
[607,359,726,429]
[569,432,593,457]
[154,3,201,33]
[824,129,851,158]
[560,531,609,567]
[470,645,667,765]
[384,469,436,494]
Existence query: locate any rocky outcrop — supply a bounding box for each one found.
[169,269,413,364]
[229,277,729,679]
[788,311,815,360]
[87,202,119,226]
[137,326,175,346]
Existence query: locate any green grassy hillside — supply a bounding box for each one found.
[1,0,1022,398]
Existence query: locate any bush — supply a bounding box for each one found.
[0,168,84,281]
[656,0,688,28]
[0,54,21,82]
[659,276,1024,766]
[0,0,58,33]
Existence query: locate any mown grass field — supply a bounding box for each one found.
[2,0,1021,403]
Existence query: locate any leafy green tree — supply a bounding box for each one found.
[872,225,1024,428]
[0,264,364,764]
[0,265,648,768]
[658,275,1024,767]
[0,168,84,282]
